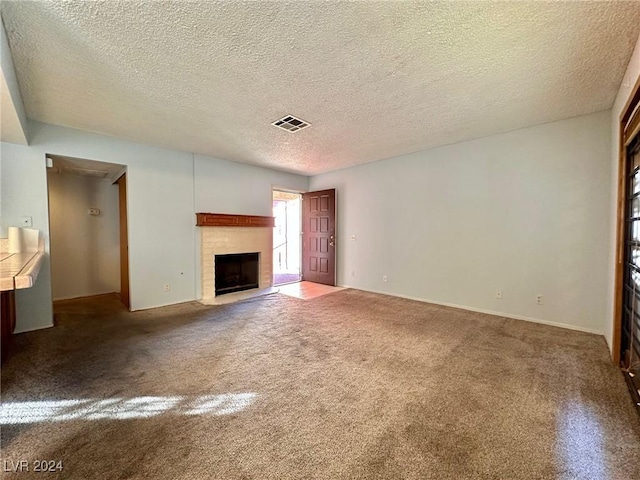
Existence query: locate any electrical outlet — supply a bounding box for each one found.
[382,275,388,282]
[536,295,543,305]
[496,290,502,299]
[164,284,171,292]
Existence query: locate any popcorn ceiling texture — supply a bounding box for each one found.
[1,1,640,175]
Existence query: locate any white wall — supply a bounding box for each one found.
[194,154,307,216]
[0,142,53,332]
[606,33,640,354]
[0,18,28,145]
[310,111,611,334]
[48,172,120,300]
[0,121,309,332]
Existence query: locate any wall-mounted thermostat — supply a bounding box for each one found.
[88,208,101,216]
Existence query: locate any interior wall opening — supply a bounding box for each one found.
[45,154,129,308]
[272,189,302,286]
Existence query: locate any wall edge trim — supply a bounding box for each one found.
[337,285,604,336]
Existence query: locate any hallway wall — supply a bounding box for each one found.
[48,172,120,300]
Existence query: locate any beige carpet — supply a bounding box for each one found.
[1,290,639,479]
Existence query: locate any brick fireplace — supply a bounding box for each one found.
[197,213,274,301]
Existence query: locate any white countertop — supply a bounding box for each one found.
[0,251,45,291]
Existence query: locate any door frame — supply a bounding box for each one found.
[613,74,640,365]
[272,186,305,284]
[115,172,131,310]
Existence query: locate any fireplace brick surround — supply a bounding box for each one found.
[199,217,273,300]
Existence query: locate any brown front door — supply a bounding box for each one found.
[117,173,130,309]
[302,189,336,286]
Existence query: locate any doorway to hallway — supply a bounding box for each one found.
[272,190,302,286]
[46,154,130,309]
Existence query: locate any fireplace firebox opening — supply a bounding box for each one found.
[215,253,260,296]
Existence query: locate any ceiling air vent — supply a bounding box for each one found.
[272,115,310,133]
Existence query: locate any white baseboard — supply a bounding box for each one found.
[52,292,119,302]
[336,284,603,336]
[14,323,54,334]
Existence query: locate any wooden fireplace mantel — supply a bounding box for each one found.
[196,213,275,228]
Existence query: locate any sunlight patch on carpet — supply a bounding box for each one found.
[0,393,257,424]
[555,401,606,480]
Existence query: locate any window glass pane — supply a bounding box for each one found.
[632,246,640,268]
[632,220,640,241]
[631,197,640,218]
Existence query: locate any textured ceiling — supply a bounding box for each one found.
[2,1,640,175]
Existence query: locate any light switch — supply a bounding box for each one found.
[21,216,32,227]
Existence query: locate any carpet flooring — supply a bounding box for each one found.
[1,290,639,479]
